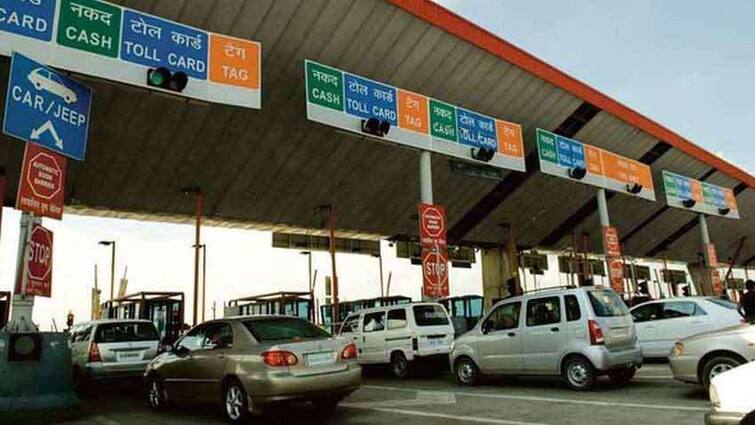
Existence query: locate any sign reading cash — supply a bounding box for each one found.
[0,0,261,109]
[305,60,526,172]
[662,171,739,219]
[536,128,656,201]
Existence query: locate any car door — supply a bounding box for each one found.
[339,314,361,346]
[630,302,665,357]
[360,311,387,363]
[161,324,206,401]
[522,296,565,373]
[191,322,234,402]
[476,301,523,373]
[656,301,705,354]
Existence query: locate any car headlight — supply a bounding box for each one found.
[672,342,684,357]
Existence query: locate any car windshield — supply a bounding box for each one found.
[587,290,629,317]
[706,298,738,310]
[413,305,450,326]
[243,318,330,342]
[94,322,159,343]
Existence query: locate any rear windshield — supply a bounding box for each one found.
[706,298,738,310]
[412,305,450,326]
[587,290,629,317]
[95,322,159,343]
[243,318,330,342]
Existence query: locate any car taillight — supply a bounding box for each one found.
[341,344,357,360]
[588,320,604,345]
[88,342,102,362]
[262,351,298,367]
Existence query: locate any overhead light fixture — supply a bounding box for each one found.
[718,207,731,216]
[361,117,391,137]
[568,166,587,180]
[471,147,495,162]
[682,199,696,208]
[626,183,643,194]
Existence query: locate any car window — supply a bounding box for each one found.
[387,309,407,330]
[413,305,450,326]
[565,295,581,321]
[631,303,663,323]
[179,325,206,351]
[662,302,699,319]
[526,297,561,327]
[706,298,738,310]
[243,318,330,342]
[340,315,360,334]
[203,323,233,349]
[363,312,386,333]
[94,322,159,343]
[71,325,92,343]
[587,289,629,317]
[483,302,521,332]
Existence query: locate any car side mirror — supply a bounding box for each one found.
[481,321,491,334]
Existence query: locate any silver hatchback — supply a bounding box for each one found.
[450,286,642,390]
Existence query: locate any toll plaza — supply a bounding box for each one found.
[100,291,184,344]
[224,291,314,322]
[0,0,754,424]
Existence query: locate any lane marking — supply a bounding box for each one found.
[92,415,122,425]
[362,385,708,412]
[342,405,548,425]
[345,390,456,408]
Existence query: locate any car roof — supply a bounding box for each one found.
[76,318,154,326]
[352,302,442,316]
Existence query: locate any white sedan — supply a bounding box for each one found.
[707,360,755,424]
[630,297,744,358]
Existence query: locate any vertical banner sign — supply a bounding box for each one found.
[419,203,449,298]
[704,243,722,296]
[16,143,67,220]
[25,223,53,298]
[602,226,624,293]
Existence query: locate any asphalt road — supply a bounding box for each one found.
[8,364,711,425]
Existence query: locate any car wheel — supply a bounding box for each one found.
[562,356,596,391]
[223,379,250,424]
[455,357,480,386]
[390,352,410,379]
[608,367,636,387]
[312,396,342,417]
[147,376,168,411]
[72,367,89,397]
[702,356,742,389]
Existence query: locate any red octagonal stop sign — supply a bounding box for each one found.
[419,203,446,247]
[422,247,449,298]
[25,223,53,298]
[16,143,67,220]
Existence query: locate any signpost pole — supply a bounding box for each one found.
[419,151,433,204]
[10,212,36,331]
[597,189,610,227]
[699,213,711,246]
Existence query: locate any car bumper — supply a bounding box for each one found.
[242,363,362,405]
[86,361,151,380]
[705,410,745,425]
[669,354,699,384]
[583,345,643,372]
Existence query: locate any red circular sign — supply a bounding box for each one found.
[26,152,63,200]
[28,225,53,281]
[421,206,445,238]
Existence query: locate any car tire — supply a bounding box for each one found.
[454,357,480,386]
[390,351,410,379]
[608,367,636,387]
[147,375,168,411]
[72,367,90,397]
[312,396,342,417]
[562,356,597,391]
[701,356,742,389]
[223,379,250,424]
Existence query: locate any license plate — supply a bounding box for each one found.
[611,328,628,338]
[428,338,444,347]
[117,352,141,362]
[306,352,334,366]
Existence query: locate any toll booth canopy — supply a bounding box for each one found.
[0,292,10,330]
[101,292,184,344]
[439,295,484,335]
[225,292,313,322]
[320,296,412,332]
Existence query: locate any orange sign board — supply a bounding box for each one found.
[584,144,603,176]
[397,90,429,134]
[496,120,524,158]
[209,34,261,90]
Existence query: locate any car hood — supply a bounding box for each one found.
[682,323,752,343]
[710,361,755,413]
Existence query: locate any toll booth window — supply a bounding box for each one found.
[95,322,159,343]
[453,299,464,317]
[203,323,233,349]
[340,315,359,334]
[483,302,521,332]
[565,295,581,322]
[526,297,561,327]
[470,298,483,318]
[412,305,449,326]
[362,312,386,333]
[387,309,408,330]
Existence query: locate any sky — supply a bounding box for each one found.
[2,0,753,329]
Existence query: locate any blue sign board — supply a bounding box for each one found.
[674,175,693,199]
[556,135,585,169]
[3,52,92,160]
[0,0,55,41]
[343,73,397,126]
[456,108,497,150]
[121,9,208,80]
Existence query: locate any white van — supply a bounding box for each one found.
[337,303,455,378]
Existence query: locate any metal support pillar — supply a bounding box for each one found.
[699,214,711,246]
[420,151,433,204]
[327,206,339,327]
[192,191,203,326]
[597,189,610,227]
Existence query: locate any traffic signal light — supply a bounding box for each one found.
[682,198,696,208]
[66,311,74,329]
[568,166,587,180]
[361,118,391,137]
[471,147,495,162]
[147,67,188,92]
[626,183,643,194]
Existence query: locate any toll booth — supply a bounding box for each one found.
[0,292,10,330]
[439,295,484,335]
[101,292,184,345]
[320,296,412,333]
[224,292,314,322]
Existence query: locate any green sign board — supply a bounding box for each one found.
[429,99,457,143]
[57,0,122,58]
[305,61,343,111]
[662,172,678,197]
[536,128,558,164]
